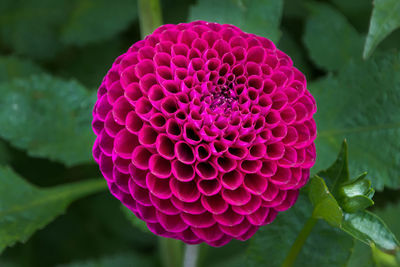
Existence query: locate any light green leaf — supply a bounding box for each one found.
[61,0,138,46]
[0,56,43,83]
[310,51,400,190]
[188,0,283,43]
[57,253,156,267]
[121,204,151,233]
[0,166,106,253]
[0,0,69,59]
[371,243,400,267]
[341,195,375,214]
[303,2,363,71]
[363,0,400,59]
[339,173,375,213]
[308,176,343,227]
[342,211,400,253]
[246,194,354,267]
[0,74,96,166]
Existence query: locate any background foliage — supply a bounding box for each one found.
[0,0,399,266]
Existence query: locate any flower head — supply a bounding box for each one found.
[92,21,317,247]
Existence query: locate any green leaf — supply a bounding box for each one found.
[341,195,375,214]
[363,0,400,59]
[342,211,400,253]
[303,2,363,71]
[0,0,70,59]
[330,0,372,33]
[246,194,354,267]
[308,176,343,227]
[347,241,375,267]
[0,56,43,83]
[279,29,312,76]
[0,74,96,166]
[375,200,400,239]
[55,39,126,88]
[188,0,283,43]
[310,51,400,190]
[121,204,151,233]
[0,166,106,253]
[61,0,138,46]
[57,253,156,267]
[339,173,375,213]
[0,141,10,165]
[316,140,349,196]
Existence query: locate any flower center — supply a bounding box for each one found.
[209,84,238,114]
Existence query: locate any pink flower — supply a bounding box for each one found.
[92,21,317,247]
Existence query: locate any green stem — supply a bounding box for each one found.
[183,244,199,267]
[138,0,163,38]
[159,237,183,267]
[282,217,318,267]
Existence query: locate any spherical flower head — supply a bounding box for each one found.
[92,21,317,247]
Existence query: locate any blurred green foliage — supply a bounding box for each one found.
[0,0,400,266]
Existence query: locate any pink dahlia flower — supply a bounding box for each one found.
[92,21,317,247]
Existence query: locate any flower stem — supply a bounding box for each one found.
[158,237,183,267]
[138,0,163,38]
[183,244,200,267]
[282,217,318,267]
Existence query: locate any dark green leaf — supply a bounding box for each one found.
[61,0,138,46]
[188,0,283,43]
[310,51,400,190]
[279,29,312,76]
[342,211,400,253]
[0,57,43,83]
[55,39,126,88]
[0,56,44,166]
[57,253,156,267]
[363,0,400,58]
[0,74,95,166]
[303,2,363,71]
[0,0,70,59]
[246,194,354,267]
[330,0,372,33]
[375,200,400,239]
[0,141,9,165]
[347,241,375,267]
[0,166,106,253]
[308,176,343,227]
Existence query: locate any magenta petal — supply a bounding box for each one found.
[222,187,251,206]
[146,173,172,199]
[170,179,200,202]
[191,224,224,242]
[156,211,189,233]
[181,211,216,228]
[218,219,251,237]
